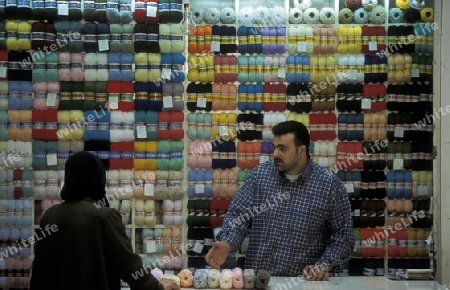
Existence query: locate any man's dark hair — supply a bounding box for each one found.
[271,121,310,152]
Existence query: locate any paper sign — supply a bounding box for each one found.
[393,159,404,170]
[162,68,172,79]
[219,126,229,136]
[197,97,207,108]
[195,184,204,194]
[193,241,204,253]
[278,68,286,78]
[145,239,156,253]
[260,155,270,163]
[361,98,372,109]
[369,41,378,51]
[108,96,119,109]
[98,39,109,52]
[46,93,57,107]
[144,183,154,197]
[136,125,147,139]
[47,154,57,166]
[211,41,220,52]
[163,96,173,108]
[146,6,157,17]
[345,183,354,193]
[394,127,404,138]
[297,41,307,52]
[58,3,69,15]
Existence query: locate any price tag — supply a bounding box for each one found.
[58,3,69,15]
[297,41,307,52]
[193,241,204,253]
[411,68,420,78]
[47,154,57,166]
[211,41,220,52]
[145,238,156,253]
[98,39,109,52]
[394,126,404,138]
[108,96,119,109]
[369,41,378,51]
[146,5,157,17]
[278,68,286,78]
[136,125,147,139]
[318,157,328,167]
[46,93,57,107]
[0,67,6,78]
[361,98,372,109]
[163,96,173,108]
[354,209,360,217]
[195,184,204,194]
[219,126,229,136]
[418,185,428,196]
[144,183,154,197]
[393,159,404,170]
[259,155,270,163]
[197,97,207,108]
[345,183,354,193]
[348,69,357,80]
[162,68,172,79]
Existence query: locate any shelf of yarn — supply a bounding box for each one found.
[189,0,236,26]
[290,0,337,25]
[388,0,434,24]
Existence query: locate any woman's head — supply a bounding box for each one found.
[60,151,108,206]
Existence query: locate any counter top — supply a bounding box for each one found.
[265,276,447,290]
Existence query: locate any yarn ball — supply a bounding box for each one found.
[362,0,378,11]
[204,7,220,24]
[191,8,204,24]
[271,6,287,25]
[421,7,433,22]
[410,0,426,9]
[339,8,354,23]
[354,7,369,23]
[253,7,269,25]
[389,8,404,23]
[403,7,421,23]
[220,8,236,24]
[369,5,386,24]
[320,8,335,24]
[238,7,254,26]
[303,7,320,24]
[289,8,304,24]
[346,0,362,11]
[294,0,311,11]
[396,0,410,10]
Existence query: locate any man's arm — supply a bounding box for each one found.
[317,177,355,268]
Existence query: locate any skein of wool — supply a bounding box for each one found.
[68,0,82,20]
[134,24,148,53]
[169,0,183,23]
[83,0,97,21]
[107,0,121,23]
[84,23,98,53]
[96,0,108,22]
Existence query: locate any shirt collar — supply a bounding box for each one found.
[278,159,314,184]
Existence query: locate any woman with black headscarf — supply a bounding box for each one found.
[30,151,163,290]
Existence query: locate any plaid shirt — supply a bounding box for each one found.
[217,160,354,276]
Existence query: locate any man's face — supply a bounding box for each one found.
[272,133,306,174]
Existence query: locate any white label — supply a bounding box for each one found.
[163,96,173,108]
[146,239,156,253]
[182,0,189,3]
[259,155,270,163]
[137,125,147,139]
[361,98,372,109]
[60,181,64,189]
[46,93,57,106]
[318,157,328,167]
[109,96,119,109]
[393,159,404,170]
[418,185,428,196]
[219,126,228,136]
[98,39,109,52]
[162,68,172,79]
[47,154,57,166]
[165,270,175,275]
[348,69,357,80]
[354,209,360,217]
[369,41,378,51]
[197,97,207,108]
[146,6,157,17]
[278,68,286,78]
[144,183,155,197]
[58,3,69,15]
[0,67,6,78]
[297,41,307,52]
[345,183,354,193]
[193,241,204,253]
[394,126,404,138]
[195,184,204,194]
[211,41,220,52]
[412,68,420,78]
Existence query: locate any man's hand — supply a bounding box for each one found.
[302,265,329,281]
[205,241,231,269]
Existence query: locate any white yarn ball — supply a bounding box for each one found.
[190,8,204,24]
[253,6,269,25]
[320,7,335,24]
[303,7,320,24]
[362,0,378,11]
[410,0,426,9]
[238,7,254,26]
[220,7,236,24]
[294,0,311,11]
[369,5,386,24]
[271,6,287,25]
[289,8,303,24]
[204,7,220,24]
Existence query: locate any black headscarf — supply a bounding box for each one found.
[60,151,109,207]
